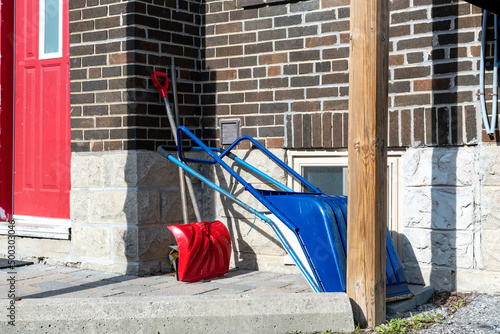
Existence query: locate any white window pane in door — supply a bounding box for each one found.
[39,0,62,59]
[44,0,59,53]
[302,166,347,196]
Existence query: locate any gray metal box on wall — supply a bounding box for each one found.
[220,118,241,145]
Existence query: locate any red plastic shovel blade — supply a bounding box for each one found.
[167,221,232,282]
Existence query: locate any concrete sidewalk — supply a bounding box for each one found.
[0,264,355,333]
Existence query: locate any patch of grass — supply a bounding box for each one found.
[374,313,445,334]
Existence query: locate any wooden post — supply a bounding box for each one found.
[347,0,389,327]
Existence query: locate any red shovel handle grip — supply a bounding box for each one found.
[151,71,169,98]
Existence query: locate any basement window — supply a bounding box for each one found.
[287,151,404,257]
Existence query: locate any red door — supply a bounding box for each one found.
[13,0,70,219]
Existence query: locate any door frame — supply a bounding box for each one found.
[0,1,14,222]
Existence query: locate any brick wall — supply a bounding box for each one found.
[203,0,494,149]
[69,0,205,152]
[204,0,351,149]
[68,0,495,152]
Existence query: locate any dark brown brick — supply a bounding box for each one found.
[394,66,430,80]
[70,82,82,93]
[217,45,243,57]
[433,61,472,75]
[230,56,257,67]
[71,93,95,104]
[397,37,433,51]
[260,103,288,113]
[82,6,107,19]
[293,113,302,148]
[401,110,412,146]
[83,31,108,43]
[391,9,427,24]
[322,47,349,59]
[275,89,304,101]
[425,107,437,145]
[302,113,312,148]
[312,113,322,148]
[84,129,110,140]
[96,92,122,103]
[95,17,121,30]
[331,112,342,148]
[307,87,338,99]
[275,39,304,51]
[70,45,94,56]
[260,77,288,90]
[322,73,349,85]
[72,142,90,152]
[260,126,284,138]
[219,93,244,104]
[70,20,94,33]
[464,104,477,143]
[82,80,107,91]
[394,94,430,107]
[275,15,302,27]
[291,76,320,87]
[434,91,473,105]
[70,69,87,80]
[451,106,463,145]
[71,118,94,129]
[324,99,348,111]
[71,130,83,141]
[321,20,349,34]
[413,108,425,146]
[292,101,321,113]
[321,112,332,148]
[231,80,258,91]
[258,29,286,41]
[245,115,274,126]
[229,32,256,44]
[83,105,108,116]
[388,110,399,147]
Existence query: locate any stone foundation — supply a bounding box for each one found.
[403,145,500,293]
[2,145,500,292]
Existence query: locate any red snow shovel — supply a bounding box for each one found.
[167,221,231,282]
[152,70,232,282]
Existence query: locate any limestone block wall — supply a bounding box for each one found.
[403,145,500,293]
[70,150,215,275]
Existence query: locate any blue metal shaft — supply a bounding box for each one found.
[227,153,293,192]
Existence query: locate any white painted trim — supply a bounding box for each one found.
[0,215,71,239]
[39,0,63,60]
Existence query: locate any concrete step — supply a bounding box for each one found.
[1,293,354,334]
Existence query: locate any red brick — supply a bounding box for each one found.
[414,78,451,92]
[266,137,284,148]
[305,35,337,48]
[259,53,287,65]
[268,66,281,77]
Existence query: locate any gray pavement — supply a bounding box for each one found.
[0,264,355,333]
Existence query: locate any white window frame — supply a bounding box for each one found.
[287,150,404,257]
[39,0,63,60]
